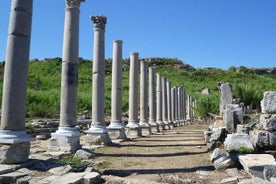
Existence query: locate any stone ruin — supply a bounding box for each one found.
[206,87,276,182]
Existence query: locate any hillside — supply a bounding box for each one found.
[0,58,275,119]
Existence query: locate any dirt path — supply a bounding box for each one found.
[93,123,250,183]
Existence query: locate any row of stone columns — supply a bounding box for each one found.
[0,0,189,164]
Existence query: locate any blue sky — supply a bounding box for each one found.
[0,0,275,69]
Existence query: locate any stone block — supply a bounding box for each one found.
[224,134,254,151]
[263,165,276,182]
[260,114,276,132]
[83,172,101,184]
[237,124,246,134]
[261,91,276,114]
[125,127,142,138]
[238,154,276,179]
[210,127,227,142]
[223,104,243,133]
[213,154,234,170]
[0,142,30,164]
[107,127,127,140]
[50,172,85,184]
[204,131,212,143]
[249,130,270,150]
[238,177,271,184]
[74,149,95,160]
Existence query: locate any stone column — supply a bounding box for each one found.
[167,81,173,128]
[174,86,180,126]
[126,53,142,138]
[148,67,159,132]
[0,0,34,164]
[50,0,84,152]
[139,60,151,135]
[177,87,182,125]
[107,40,127,139]
[156,74,165,130]
[171,87,176,127]
[86,15,111,145]
[162,77,170,129]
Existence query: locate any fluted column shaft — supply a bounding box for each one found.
[171,87,175,123]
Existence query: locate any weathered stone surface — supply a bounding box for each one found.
[238,177,271,184]
[260,114,276,132]
[263,165,276,182]
[220,177,239,184]
[74,149,95,160]
[249,130,270,150]
[210,148,222,162]
[223,104,243,133]
[201,88,210,95]
[204,131,212,143]
[0,168,30,184]
[0,142,30,164]
[50,172,85,184]
[224,134,254,151]
[213,154,234,170]
[0,164,18,175]
[238,154,276,179]
[219,82,233,116]
[48,165,72,176]
[237,124,246,134]
[83,172,102,184]
[210,127,227,142]
[261,91,276,114]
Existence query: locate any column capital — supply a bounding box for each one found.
[65,0,84,8]
[91,15,107,30]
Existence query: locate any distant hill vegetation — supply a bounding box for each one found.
[0,57,275,119]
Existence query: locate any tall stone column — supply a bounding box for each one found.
[177,87,182,126]
[126,53,142,138]
[171,87,176,127]
[156,73,165,130]
[139,60,151,135]
[50,0,84,152]
[0,0,34,164]
[167,81,173,128]
[107,40,127,140]
[87,15,111,145]
[162,77,170,129]
[174,86,180,126]
[148,67,159,132]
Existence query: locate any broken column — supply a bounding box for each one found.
[0,0,34,164]
[156,73,165,130]
[139,60,151,135]
[148,67,159,132]
[219,82,233,116]
[126,53,142,138]
[86,15,111,145]
[49,0,84,152]
[107,40,127,139]
[249,91,276,150]
[162,77,170,129]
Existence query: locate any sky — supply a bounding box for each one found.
[0,0,275,70]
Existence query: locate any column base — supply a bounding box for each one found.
[174,120,180,127]
[163,121,171,129]
[157,120,165,130]
[0,130,34,164]
[149,121,160,133]
[126,122,142,138]
[139,122,152,136]
[107,122,128,140]
[49,127,81,152]
[86,125,112,145]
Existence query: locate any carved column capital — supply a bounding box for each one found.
[65,0,85,8]
[91,15,107,30]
